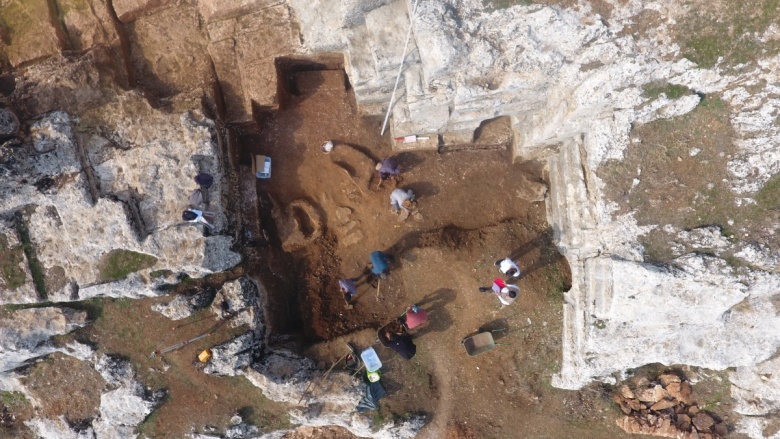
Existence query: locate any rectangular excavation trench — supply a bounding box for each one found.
[221,55,570,350]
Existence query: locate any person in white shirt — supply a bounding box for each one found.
[389,188,415,213]
[495,257,520,278]
[182,209,215,229]
[497,284,519,306]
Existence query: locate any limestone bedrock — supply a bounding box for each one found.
[0,91,240,303]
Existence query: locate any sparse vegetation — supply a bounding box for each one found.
[15,219,46,300]
[643,82,691,100]
[0,241,26,290]
[756,173,780,208]
[483,0,533,11]
[0,391,27,409]
[546,265,569,300]
[98,249,158,282]
[599,94,754,262]
[678,0,780,68]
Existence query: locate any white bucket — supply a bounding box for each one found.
[321,140,334,153]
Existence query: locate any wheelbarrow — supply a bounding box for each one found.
[461,330,504,357]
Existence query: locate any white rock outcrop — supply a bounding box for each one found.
[0,307,88,374]
[93,354,163,438]
[0,92,240,304]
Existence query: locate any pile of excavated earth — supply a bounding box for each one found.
[2,0,780,438]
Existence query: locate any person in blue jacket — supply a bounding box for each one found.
[369,251,392,279]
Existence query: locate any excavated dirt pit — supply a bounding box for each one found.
[233,62,633,438]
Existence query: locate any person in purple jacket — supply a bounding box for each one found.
[375,157,401,188]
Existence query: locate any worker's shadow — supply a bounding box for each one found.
[412,288,456,336]
[405,181,439,199]
[395,152,425,171]
[508,227,558,279]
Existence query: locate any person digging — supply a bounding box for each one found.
[375,157,401,189]
[339,278,359,309]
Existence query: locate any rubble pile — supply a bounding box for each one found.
[614,374,728,439]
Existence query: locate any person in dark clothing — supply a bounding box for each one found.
[194,173,214,189]
[383,328,417,360]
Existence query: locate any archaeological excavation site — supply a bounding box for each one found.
[2,0,780,438]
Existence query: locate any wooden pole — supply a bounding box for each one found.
[375,278,381,301]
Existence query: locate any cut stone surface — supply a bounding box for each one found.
[1,0,63,67]
[112,0,172,22]
[128,5,210,96]
[58,0,119,51]
[205,3,299,122]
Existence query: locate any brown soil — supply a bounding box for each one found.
[21,352,105,423]
[235,65,634,438]
[74,296,291,438]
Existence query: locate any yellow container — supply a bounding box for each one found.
[198,349,212,363]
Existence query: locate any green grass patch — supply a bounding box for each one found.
[679,0,780,68]
[1,245,27,290]
[756,173,780,208]
[15,219,46,300]
[0,391,27,408]
[98,249,157,282]
[483,0,533,11]
[643,82,691,100]
[150,269,173,279]
[545,265,569,300]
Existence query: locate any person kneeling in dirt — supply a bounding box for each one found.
[375,157,401,188]
[479,278,519,306]
[381,321,417,360]
[390,188,415,215]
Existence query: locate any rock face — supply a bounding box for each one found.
[210,277,264,331]
[242,350,425,439]
[0,307,88,374]
[93,354,164,437]
[0,79,241,303]
[151,288,215,320]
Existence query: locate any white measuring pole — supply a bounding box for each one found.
[380,0,421,136]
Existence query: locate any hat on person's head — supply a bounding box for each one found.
[194,173,214,189]
[508,290,517,298]
[375,162,383,171]
[501,287,509,295]
[182,210,198,221]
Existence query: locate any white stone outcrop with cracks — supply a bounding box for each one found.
[93,354,163,438]
[0,91,240,304]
